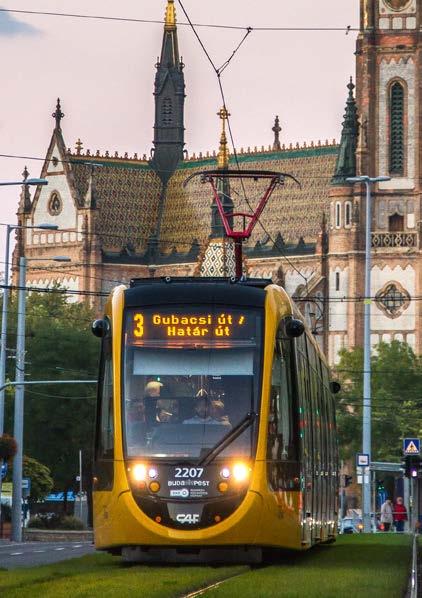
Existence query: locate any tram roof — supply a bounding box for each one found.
[125,277,273,308]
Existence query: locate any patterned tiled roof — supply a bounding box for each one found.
[67,141,338,256]
[160,143,339,253]
[69,156,162,252]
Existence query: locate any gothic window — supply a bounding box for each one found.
[389,82,405,176]
[375,281,410,319]
[48,192,62,216]
[335,202,341,228]
[389,212,404,232]
[162,97,173,126]
[335,272,340,292]
[345,202,352,228]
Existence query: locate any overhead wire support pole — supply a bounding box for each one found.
[347,174,390,534]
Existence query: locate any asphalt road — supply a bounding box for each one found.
[0,540,95,569]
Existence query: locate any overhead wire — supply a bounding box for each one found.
[0,8,358,33]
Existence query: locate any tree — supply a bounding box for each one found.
[3,288,99,508]
[6,455,54,503]
[335,341,422,462]
[0,434,17,461]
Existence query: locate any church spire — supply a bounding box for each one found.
[217,107,230,169]
[212,108,233,238]
[331,78,358,186]
[272,115,281,151]
[151,0,185,184]
[52,98,64,131]
[165,0,176,30]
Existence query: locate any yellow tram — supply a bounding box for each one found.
[92,277,339,562]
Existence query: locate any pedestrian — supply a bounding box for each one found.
[380,499,393,531]
[393,497,408,532]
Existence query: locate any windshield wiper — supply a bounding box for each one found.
[198,412,258,467]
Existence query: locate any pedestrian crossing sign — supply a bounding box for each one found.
[403,438,420,455]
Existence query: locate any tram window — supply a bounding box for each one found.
[123,306,262,459]
[268,338,296,462]
[96,334,114,459]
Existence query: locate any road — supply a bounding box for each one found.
[0,540,95,569]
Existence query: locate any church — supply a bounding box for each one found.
[12,0,422,364]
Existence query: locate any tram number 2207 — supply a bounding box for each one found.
[174,467,204,479]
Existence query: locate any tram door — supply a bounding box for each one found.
[295,334,313,545]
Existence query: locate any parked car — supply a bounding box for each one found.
[339,516,364,534]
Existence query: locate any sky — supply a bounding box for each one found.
[0,0,358,263]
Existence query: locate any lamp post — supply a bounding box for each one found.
[0,223,58,436]
[0,179,48,187]
[11,255,71,542]
[347,175,391,533]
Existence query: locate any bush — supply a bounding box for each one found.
[27,513,61,529]
[27,515,48,529]
[27,513,85,530]
[58,516,85,530]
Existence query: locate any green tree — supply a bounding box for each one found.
[3,288,99,507]
[335,341,422,462]
[6,455,54,503]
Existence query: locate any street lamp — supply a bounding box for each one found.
[11,255,71,542]
[0,179,48,187]
[0,224,59,436]
[346,175,391,533]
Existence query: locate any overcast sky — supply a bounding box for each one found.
[0,0,358,261]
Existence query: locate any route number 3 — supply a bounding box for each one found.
[134,313,144,338]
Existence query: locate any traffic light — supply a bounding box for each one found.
[377,479,385,492]
[402,455,421,478]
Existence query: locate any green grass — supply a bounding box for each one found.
[204,535,412,598]
[0,535,412,598]
[0,553,245,598]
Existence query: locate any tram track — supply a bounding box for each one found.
[179,566,260,598]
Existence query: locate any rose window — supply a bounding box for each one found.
[375,282,410,318]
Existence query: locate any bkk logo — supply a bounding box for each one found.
[170,488,189,498]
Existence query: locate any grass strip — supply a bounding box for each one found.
[0,553,246,598]
[202,535,411,598]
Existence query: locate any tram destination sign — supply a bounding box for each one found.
[126,308,258,343]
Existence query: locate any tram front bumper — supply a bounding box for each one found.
[95,488,264,549]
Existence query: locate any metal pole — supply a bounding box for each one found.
[362,180,372,533]
[0,225,11,534]
[0,224,11,435]
[234,239,242,278]
[79,449,83,520]
[11,256,26,542]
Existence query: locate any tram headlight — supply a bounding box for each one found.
[220,467,231,479]
[132,463,147,483]
[232,462,250,483]
[148,467,158,479]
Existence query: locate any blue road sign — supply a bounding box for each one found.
[403,438,420,455]
[0,460,7,481]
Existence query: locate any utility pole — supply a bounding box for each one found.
[11,257,26,542]
[347,175,390,533]
[10,255,71,542]
[79,449,83,520]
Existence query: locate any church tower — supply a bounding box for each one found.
[330,0,422,359]
[151,0,186,184]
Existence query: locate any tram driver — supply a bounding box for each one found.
[183,392,231,427]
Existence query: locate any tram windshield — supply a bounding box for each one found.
[123,306,262,460]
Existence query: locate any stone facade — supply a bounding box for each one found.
[12,0,422,363]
